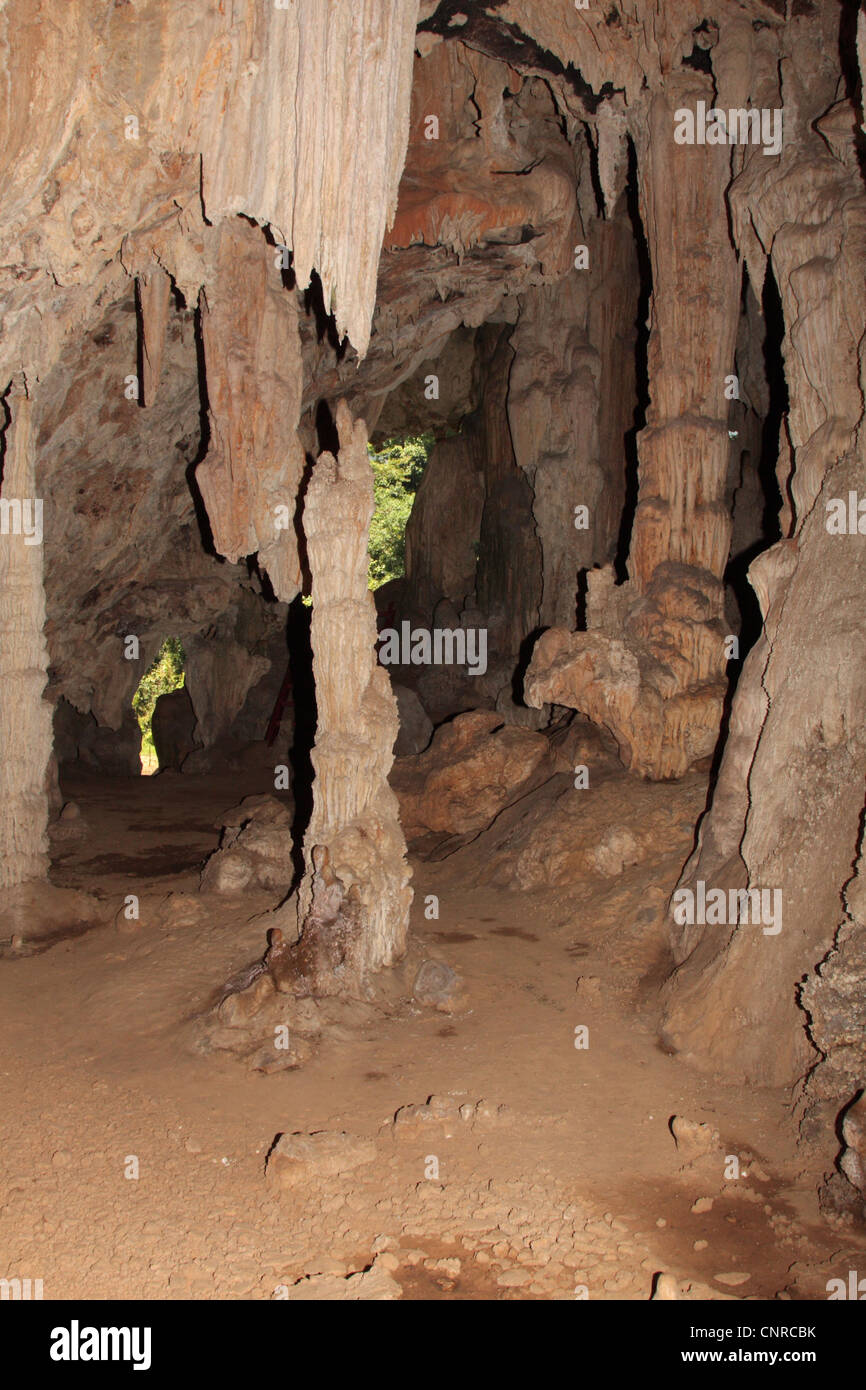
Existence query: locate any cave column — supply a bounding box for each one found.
[628,76,741,607]
[0,382,54,887]
[297,400,412,978]
[660,75,866,1091]
[526,75,743,779]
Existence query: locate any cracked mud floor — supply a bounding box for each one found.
[1,767,863,1302]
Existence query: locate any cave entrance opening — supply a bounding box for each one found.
[366,432,433,595]
[131,636,186,776]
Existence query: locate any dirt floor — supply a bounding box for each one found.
[1,764,864,1301]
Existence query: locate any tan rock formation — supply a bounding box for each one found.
[196,0,419,358]
[660,7,866,1096]
[391,710,552,841]
[390,41,576,275]
[508,220,638,631]
[0,386,53,886]
[196,219,306,601]
[138,265,172,407]
[295,401,412,983]
[525,68,739,781]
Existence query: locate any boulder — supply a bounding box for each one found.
[390,710,552,840]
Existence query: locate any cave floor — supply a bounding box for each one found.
[1,767,863,1302]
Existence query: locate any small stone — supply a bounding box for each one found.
[652,1273,680,1300]
[265,1131,376,1190]
[656,1217,667,1228]
[694,1240,708,1251]
[575,975,602,1002]
[425,1256,460,1276]
[285,1255,401,1301]
[691,1196,714,1213]
[413,959,462,1010]
[497,1268,532,1287]
[671,1116,721,1161]
[426,1094,458,1120]
[714,1271,751,1286]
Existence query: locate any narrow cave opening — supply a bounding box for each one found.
[367,431,433,594]
[282,591,317,890]
[131,637,187,775]
[614,134,652,585]
[724,261,787,668]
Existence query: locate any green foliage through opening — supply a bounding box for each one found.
[367,433,433,589]
[132,637,186,765]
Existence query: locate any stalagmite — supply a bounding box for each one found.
[295,401,412,984]
[0,384,53,888]
[526,74,741,780]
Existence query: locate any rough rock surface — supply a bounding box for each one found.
[0,389,54,886]
[391,711,552,842]
[200,796,293,897]
[659,14,866,1110]
[392,684,433,757]
[295,403,412,981]
[151,688,198,772]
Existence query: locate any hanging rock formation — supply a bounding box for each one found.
[196,218,306,601]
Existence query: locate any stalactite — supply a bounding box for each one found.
[196,0,420,358]
[196,219,306,603]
